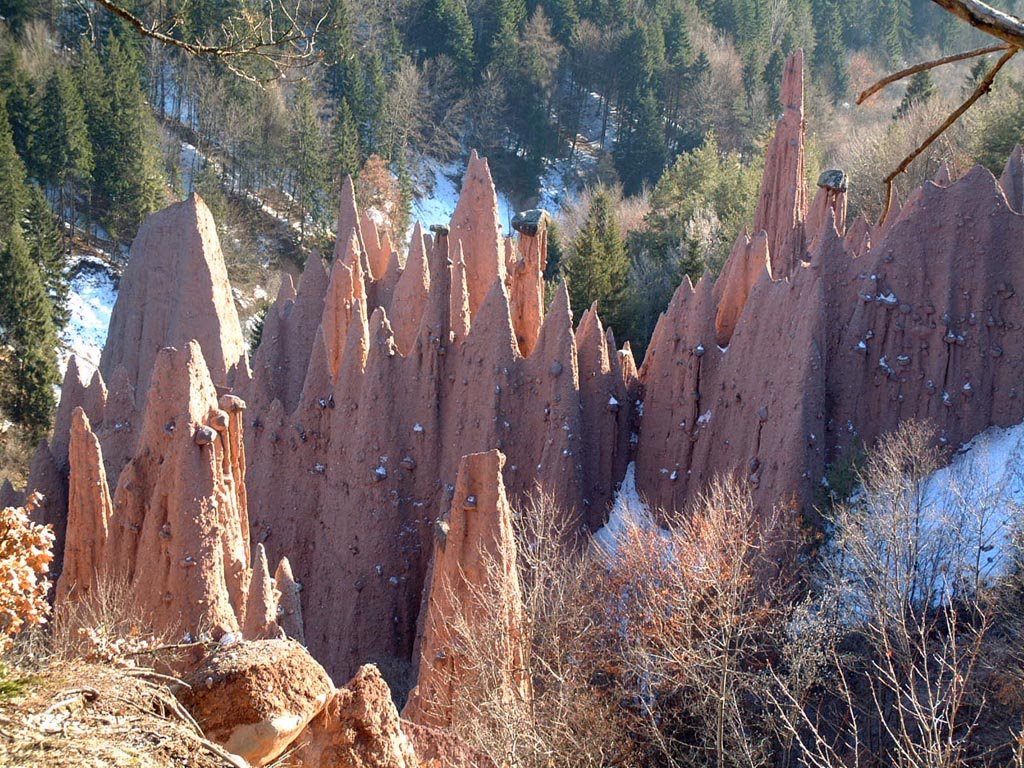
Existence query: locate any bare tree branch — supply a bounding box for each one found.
[880,47,1017,224]
[857,43,1010,104]
[90,0,327,84]
[930,0,1024,49]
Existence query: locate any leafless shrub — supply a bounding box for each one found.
[444,489,635,768]
[596,476,800,768]
[769,420,1024,767]
[51,574,181,665]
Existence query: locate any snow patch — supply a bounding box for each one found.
[594,463,665,555]
[410,157,516,236]
[917,421,1024,584]
[61,259,117,378]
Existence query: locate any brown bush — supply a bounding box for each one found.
[0,493,53,652]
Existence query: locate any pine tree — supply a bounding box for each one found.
[362,48,387,156]
[418,0,477,82]
[332,97,361,182]
[483,0,527,70]
[506,7,562,162]
[289,81,329,244]
[90,34,161,238]
[35,67,93,240]
[664,5,692,69]
[543,0,579,46]
[615,87,666,195]
[0,225,59,440]
[895,70,935,119]
[543,216,565,281]
[0,51,38,171]
[811,0,850,103]
[22,184,68,330]
[76,41,110,237]
[564,186,630,330]
[883,0,910,65]
[0,101,28,235]
[321,0,360,103]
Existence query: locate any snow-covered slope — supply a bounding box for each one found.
[61,258,117,378]
[917,421,1024,582]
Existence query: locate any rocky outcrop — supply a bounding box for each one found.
[633,56,1024,518]
[507,218,546,356]
[241,190,632,687]
[98,342,250,637]
[51,342,298,645]
[449,151,505,317]
[403,450,529,730]
[45,61,1024,720]
[54,408,112,604]
[752,51,807,277]
[291,664,419,768]
[99,194,247,405]
[181,639,333,766]
[275,556,305,645]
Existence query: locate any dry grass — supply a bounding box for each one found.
[0,573,236,767]
[0,658,242,767]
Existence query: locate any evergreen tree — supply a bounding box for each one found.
[895,70,935,119]
[506,7,561,162]
[289,81,329,244]
[884,0,910,65]
[414,0,477,82]
[483,0,527,70]
[764,49,786,115]
[332,97,361,182]
[543,216,565,281]
[89,35,162,238]
[362,48,387,156]
[22,184,67,329]
[0,225,59,440]
[321,0,360,103]
[35,67,93,239]
[543,0,579,46]
[564,186,629,330]
[812,0,850,103]
[0,100,28,235]
[615,87,666,195]
[0,51,38,171]
[664,5,692,69]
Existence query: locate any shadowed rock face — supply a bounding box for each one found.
[41,49,1024,704]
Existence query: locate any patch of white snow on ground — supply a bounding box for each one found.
[594,462,666,555]
[61,259,117,378]
[410,158,517,236]
[917,421,1024,583]
[833,420,1024,619]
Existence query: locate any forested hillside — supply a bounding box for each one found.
[0,0,1022,474]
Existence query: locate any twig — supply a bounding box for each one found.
[857,43,1010,104]
[879,47,1017,224]
[122,668,192,689]
[90,0,327,84]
